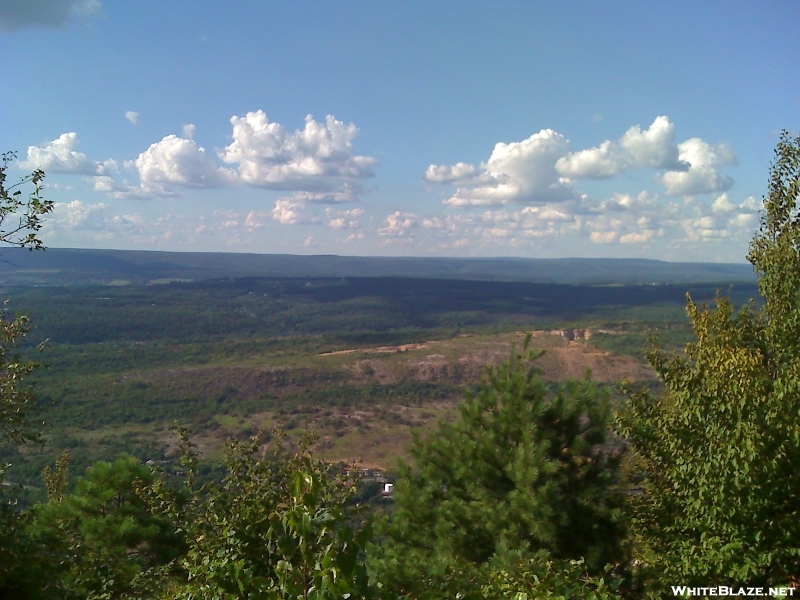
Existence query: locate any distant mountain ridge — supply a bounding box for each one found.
[0,247,756,286]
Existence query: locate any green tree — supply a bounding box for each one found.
[0,152,54,599]
[27,454,184,600]
[0,152,53,446]
[146,431,374,599]
[371,337,626,599]
[616,130,800,586]
[0,151,53,252]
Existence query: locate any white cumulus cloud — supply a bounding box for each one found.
[590,231,619,244]
[49,199,108,229]
[219,111,376,202]
[125,111,139,125]
[272,198,320,225]
[326,207,363,230]
[427,129,575,207]
[658,138,736,196]
[136,134,234,190]
[244,210,270,230]
[378,211,421,236]
[429,117,737,217]
[711,192,737,213]
[92,175,175,200]
[556,116,685,179]
[620,229,655,244]
[31,112,377,205]
[424,162,482,185]
[21,132,104,175]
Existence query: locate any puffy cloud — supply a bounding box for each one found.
[598,191,657,213]
[682,214,731,239]
[45,200,146,245]
[125,111,139,125]
[377,211,422,237]
[711,192,736,213]
[728,213,757,229]
[244,210,270,230]
[427,129,575,207]
[420,216,446,230]
[424,162,482,185]
[580,188,757,245]
[326,207,363,230]
[556,116,686,179]
[657,138,736,196]
[21,132,104,175]
[740,196,762,212]
[136,134,234,190]
[272,198,320,225]
[590,231,619,244]
[219,111,376,201]
[285,182,365,204]
[429,117,736,216]
[109,212,144,227]
[478,205,572,238]
[0,0,101,32]
[444,186,756,248]
[90,133,233,200]
[678,200,752,241]
[22,112,379,218]
[50,199,108,229]
[620,229,655,244]
[413,204,578,246]
[86,112,375,202]
[92,175,175,200]
[214,210,240,228]
[580,187,760,246]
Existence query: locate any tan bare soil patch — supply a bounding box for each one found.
[318,342,429,356]
[535,343,653,382]
[124,331,655,470]
[339,331,654,387]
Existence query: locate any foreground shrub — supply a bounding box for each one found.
[146,431,374,599]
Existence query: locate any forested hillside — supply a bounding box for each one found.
[3,275,748,492]
[0,246,756,286]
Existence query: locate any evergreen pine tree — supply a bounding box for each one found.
[372,336,626,598]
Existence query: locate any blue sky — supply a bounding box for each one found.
[2,1,798,261]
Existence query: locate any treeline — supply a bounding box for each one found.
[0,246,758,286]
[39,378,463,433]
[7,276,755,347]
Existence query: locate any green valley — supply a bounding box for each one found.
[0,274,758,495]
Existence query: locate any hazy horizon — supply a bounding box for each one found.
[34,245,753,266]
